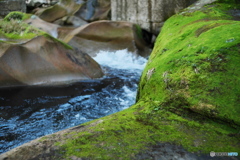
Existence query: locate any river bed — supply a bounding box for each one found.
[0,49,147,154]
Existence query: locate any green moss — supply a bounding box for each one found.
[4,11,31,21]
[135,24,143,39]
[0,18,44,39]
[51,2,240,159]
[39,137,48,142]
[43,34,73,50]
[59,101,239,159]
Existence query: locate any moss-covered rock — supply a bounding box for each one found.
[0,0,240,160]
[138,1,240,127]
[4,11,31,21]
[2,11,61,39]
[0,12,47,40]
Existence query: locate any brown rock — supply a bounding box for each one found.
[24,15,60,38]
[0,35,103,87]
[54,15,88,27]
[59,20,152,57]
[34,0,82,22]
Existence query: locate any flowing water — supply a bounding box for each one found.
[0,49,147,154]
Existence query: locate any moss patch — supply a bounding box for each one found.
[4,11,31,21]
[58,101,239,159]
[134,24,143,39]
[0,12,44,40]
[0,19,43,39]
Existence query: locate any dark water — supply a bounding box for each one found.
[0,50,147,154]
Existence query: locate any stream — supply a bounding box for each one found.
[0,49,147,154]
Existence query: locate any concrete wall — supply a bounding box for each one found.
[0,0,26,18]
[111,0,196,34]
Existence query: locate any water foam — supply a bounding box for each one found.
[93,49,147,70]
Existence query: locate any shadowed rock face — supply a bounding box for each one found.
[58,20,152,57]
[0,36,103,87]
[75,0,111,22]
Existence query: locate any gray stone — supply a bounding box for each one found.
[111,0,197,34]
[0,0,26,18]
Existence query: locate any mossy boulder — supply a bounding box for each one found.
[3,11,60,39]
[0,0,240,160]
[138,1,240,127]
[0,12,44,40]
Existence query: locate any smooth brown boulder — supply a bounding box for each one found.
[34,0,82,23]
[24,15,60,38]
[0,35,103,87]
[53,15,88,27]
[30,0,110,27]
[59,20,152,57]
